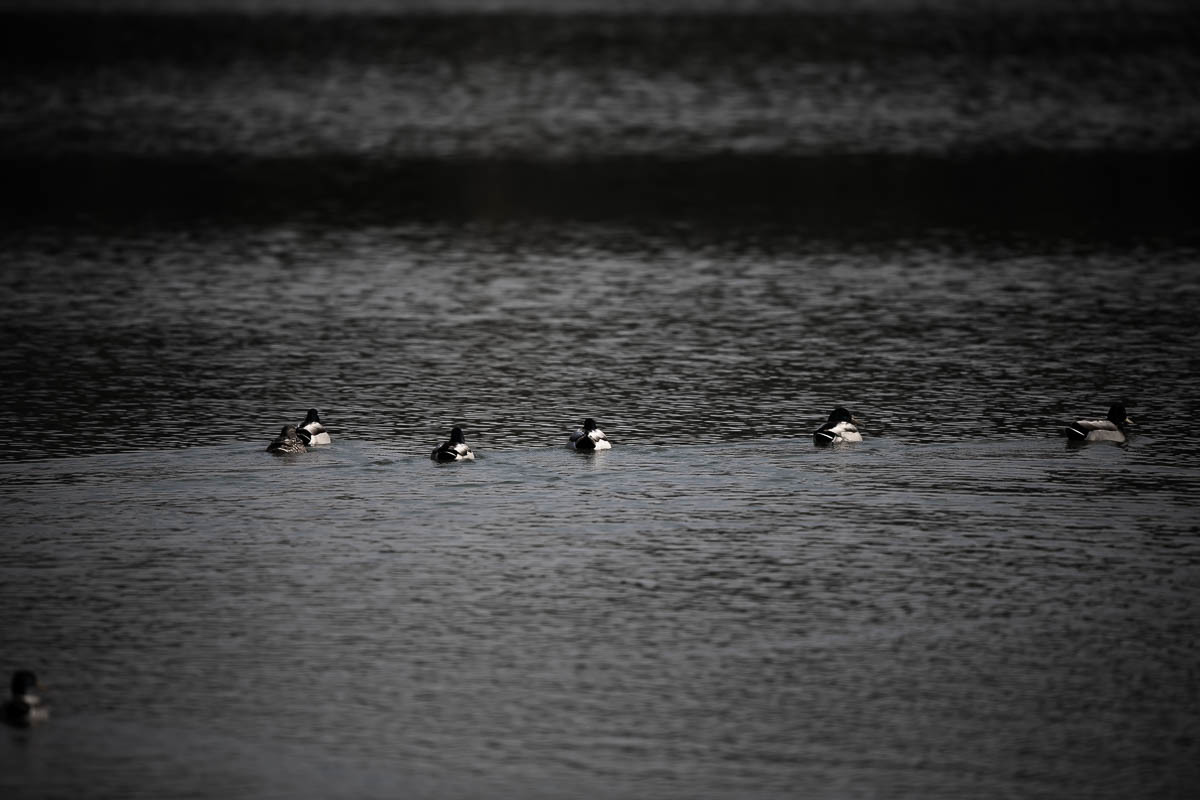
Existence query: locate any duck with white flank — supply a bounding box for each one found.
[267,424,308,454]
[813,407,863,446]
[1064,404,1134,444]
[4,670,49,728]
[299,408,331,445]
[431,427,474,462]
[569,418,612,451]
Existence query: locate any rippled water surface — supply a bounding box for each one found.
[3,223,1200,799]
[3,223,1200,458]
[3,2,1200,797]
[3,434,1200,799]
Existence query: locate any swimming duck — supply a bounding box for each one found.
[569,418,612,451]
[431,427,474,462]
[3,670,48,728]
[267,424,307,454]
[299,408,331,446]
[1064,404,1133,443]
[813,407,863,446]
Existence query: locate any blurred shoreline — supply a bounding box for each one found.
[3,5,1198,235]
[6,6,1197,66]
[3,151,1199,238]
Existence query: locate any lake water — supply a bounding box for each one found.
[3,3,1200,799]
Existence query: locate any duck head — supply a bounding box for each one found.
[1107,404,1133,428]
[10,670,40,699]
[449,427,466,444]
[827,407,856,424]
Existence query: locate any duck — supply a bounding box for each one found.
[266,424,307,454]
[3,670,49,728]
[299,408,331,446]
[1064,404,1133,443]
[813,407,863,446]
[431,427,474,462]
[569,418,612,451]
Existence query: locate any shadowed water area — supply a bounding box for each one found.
[2,4,1200,230]
[3,2,1200,799]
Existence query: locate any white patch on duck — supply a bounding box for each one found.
[1065,404,1133,444]
[431,427,475,462]
[4,670,49,728]
[569,418,612,451]
[299,408,331,445]
[813,407,863,446]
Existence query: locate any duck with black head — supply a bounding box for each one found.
[1065,404,1133,444]
[813,407,863,446]
[4,670,49,728]
[298,408,331,446]
[431,427,475,462]
[569,418,612,451]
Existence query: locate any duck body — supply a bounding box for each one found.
[569,418,612,451]
[431,427,474,462]
[813,407,863,446]
[267,424,308,454]
[4,670,48,728]
[1065,404,1133,444]
[299,408,331,446]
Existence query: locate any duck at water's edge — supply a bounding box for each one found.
[813,407,863,446]
[569,418,612,451]
[431,427,475,462]
[299,408,331,445]
[1064,404,1133,443]
[4,670,49,728]
[267,425,308,454]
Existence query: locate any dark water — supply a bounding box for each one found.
[2,3,1200,799]
[3,223,1200,461]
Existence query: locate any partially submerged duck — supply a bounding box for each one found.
[431,427,474,462]
[3,670,48,728]
[267,424,307,454]
[299,408,331,446]
[813,407,863,446]
[1065,404,1133,444]
[569,418,612,451]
